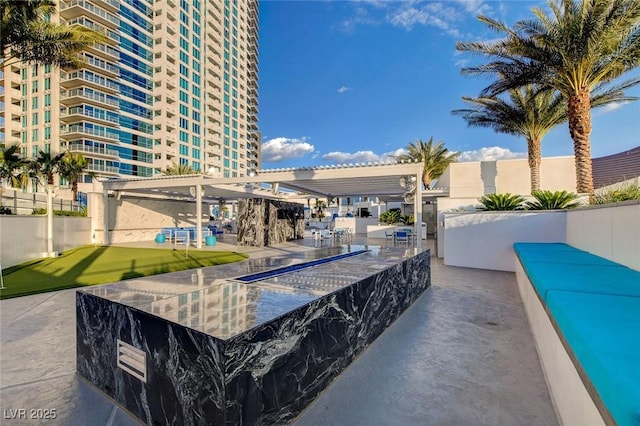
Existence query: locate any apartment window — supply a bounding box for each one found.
[180,131,188,142]
[32,129,39,141]
[179,145,188,156]
[44,64,51,74]
[21,84,27,96]
[21,68,27,79]
[21,100,27,112]
[44,94,51,106]
[32,65,38,77]
[21,132,27,144]
[180,104,189,116]
[44,126,51,140]
[180,64,189,77]
[32,146,39,157]
[192,123,200,133]
[180,118,188,129]
[192,136,200,146]
[192,148,200,159]
[21,115,27,126]
[192,111,200,122]
[191,98,200,109]
[31,97,38,109]
[44,110,51,123]
[32,81,38,93]
[44,78,51,90]
[192,86,200,97]
[32,113,38,125]
[180,78,189,90]
[44,144,50,153]
[180,37,188,51]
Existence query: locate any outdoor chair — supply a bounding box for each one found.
[395,231,410,244]
[385,231,395,242]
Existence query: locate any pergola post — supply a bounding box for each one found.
[195,183,203,249]
[103,187,109,245]
[414,168,423,250]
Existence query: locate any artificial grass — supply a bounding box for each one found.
[0,245,248,300]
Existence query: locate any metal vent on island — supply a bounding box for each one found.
[117,340,147,383]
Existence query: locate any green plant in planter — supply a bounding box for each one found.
[478,193,526,211]
[526,190,580,210]
[380,209,401,224]
[592,184,640,205]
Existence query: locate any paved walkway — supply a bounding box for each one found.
[0,237,557,425]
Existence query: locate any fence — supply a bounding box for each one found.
[0,189,81,215]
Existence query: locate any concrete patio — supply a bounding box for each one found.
[0,236,557,425]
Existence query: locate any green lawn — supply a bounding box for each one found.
[0,245,248,300]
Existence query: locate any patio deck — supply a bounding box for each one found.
[0,236,557,425]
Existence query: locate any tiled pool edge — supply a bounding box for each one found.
[76,249,431,425]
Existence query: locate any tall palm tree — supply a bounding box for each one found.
[0,145,28,208]
[164,163,199,175]
[456,0,640,194]
[396,137,460,189]
[1,0,106,67]
[452,84,635,191]
[30,151,65,186]
[59,151,93,201]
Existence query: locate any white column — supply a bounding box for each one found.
[414,170,423,250]
[195,184,202,249]
[103,188,109,245]
[45,185,55,256]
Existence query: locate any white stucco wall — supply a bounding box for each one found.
[566,201,640,270]
[104,196,209,244]
[443,211,567,271]
[0,216,91,268]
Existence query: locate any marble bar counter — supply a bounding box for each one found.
[77,245,431,425]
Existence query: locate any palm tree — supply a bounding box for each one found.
[452,84,634,192]
[164,163,199,175]
[1,0,106,67]
[396,137,460,189]
[456,0,640,194]
[59,151,93,201]
[30,151,65,186]
[0,145,28,209]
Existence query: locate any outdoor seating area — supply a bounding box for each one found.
[514,242,640,426]
[158,226,221,245]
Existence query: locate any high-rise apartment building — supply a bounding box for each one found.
[0,0,260,185]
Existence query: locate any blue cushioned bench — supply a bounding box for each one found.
[514,242,640,426]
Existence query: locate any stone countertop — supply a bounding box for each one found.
[78,245,427,340]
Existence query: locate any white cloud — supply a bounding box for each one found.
[341,1,495,38]
[261,137,315,163]
[457,146,527,162]
[337,86,352,94]
[322,148,406,164]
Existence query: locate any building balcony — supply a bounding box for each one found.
[61,70,119,93]
[68,142,119,159]
[81,54,119,77]
[60,106,119,127]
[60,87,119,109]
[86,162,120,175]
[86,42,120,61]
[60,0,119,29]
[61,123,120,143]
[90,0,119,13]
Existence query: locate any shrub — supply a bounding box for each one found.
[478,193,526,211]
[526,190,580,210]
[592,184,640,205]
[32,208,87,217]
[380,209,401,224]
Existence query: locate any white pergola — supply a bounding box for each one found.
[100,160,448,249]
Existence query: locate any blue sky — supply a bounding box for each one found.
[257,0,640,169]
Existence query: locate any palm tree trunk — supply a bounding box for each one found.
[527,137,541,192]
[72,179,78,201]
[567,88,594,194]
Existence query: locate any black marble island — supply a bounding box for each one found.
[76,245,431,425]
